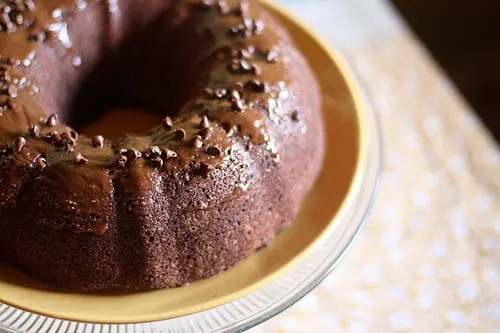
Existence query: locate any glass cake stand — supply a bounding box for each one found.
[0,1,381,332]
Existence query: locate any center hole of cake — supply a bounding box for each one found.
[78,108,162,140]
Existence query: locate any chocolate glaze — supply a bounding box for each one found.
[0,0,324,290]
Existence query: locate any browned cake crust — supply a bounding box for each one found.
[0,0,324,290]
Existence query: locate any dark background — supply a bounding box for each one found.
[391,0,500,141]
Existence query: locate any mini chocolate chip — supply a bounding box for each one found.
[150,156,163,168]
[174,128,186,140]
[199,127,212,139]
[46,113,57,127]
[200,115,209,129]
[162,148,177,159]
[28,30,47,42]
[147,145,162,158]
[28,124,39,137]
[92,135,104,148]
[217,1,230,15]
[162,116,173,130]
[214,88,227,99]
[291,110,301,122]
[243,18,253,30]
[228,25,242,36]
[234,0,249,16]
[125,149,141,162]
[15,14,23,25]
[36,156,46,171]
[74,152,88,165]
[232,99,245,112]
[6,84,17,97]
[25,0,36,11]
[248,79,268,93]
[254,20,265,34]
[240,60,251,72]
[237,48,252,59]
[231,90,241,101]
[266,50,278,63]
[14,136,25,152]
[118,155,127,167]
[192,135,203,148]
[206,145,221,156]
[251,64,261,75]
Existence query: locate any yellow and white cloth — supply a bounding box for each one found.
[254,1,500,332]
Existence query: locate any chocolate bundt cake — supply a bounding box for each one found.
[0,0,324,290]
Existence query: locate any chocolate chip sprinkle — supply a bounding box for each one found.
[251,64,261,75]
[233,0,249,16]
[230,90,241,101]
[36,156,46,170]
[46,113,57,127]
[291,110,301,122]
[150,156,163,168]
[117,155,127,167]
[228,18,264,38]
[246,79,268,93]
[14,136,25,152]
[162,148,177,160]
[74,152,88,165]
[232,99,245,112]
[192,135,203,148]
[92,135,104,148]
[217,0,230,15]
[200,115,209,129]
[6,84,17,97]
[206,145,221,156]
[28,123,39,137]
[214,88,227,99]
[146,145,162,158]
[266,50,279,63]
[162,116,173,130]
[174,128,186,140]
[124,149,141,162]
[28,29,47,42]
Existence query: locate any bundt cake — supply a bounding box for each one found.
[0,0,324,290]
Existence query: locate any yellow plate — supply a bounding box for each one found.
[0,0,364,324]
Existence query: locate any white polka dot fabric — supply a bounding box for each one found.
[252,32,500,332]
